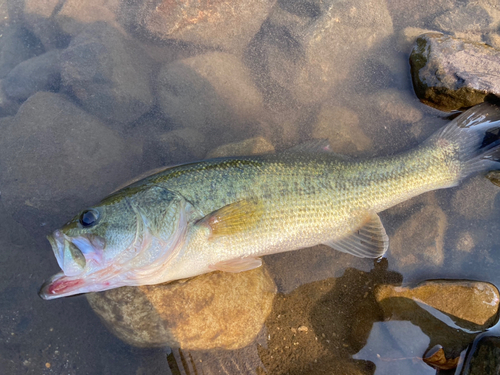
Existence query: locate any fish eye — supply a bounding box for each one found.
[79,209,99,227]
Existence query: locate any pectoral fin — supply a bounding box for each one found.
[209,257,262,273]
[199,198,263,239]
[323,212,389,258]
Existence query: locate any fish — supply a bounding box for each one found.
[39,103,500,300]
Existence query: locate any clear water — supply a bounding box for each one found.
[0,0,499,374]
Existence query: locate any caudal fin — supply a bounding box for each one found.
[430,102,500,180]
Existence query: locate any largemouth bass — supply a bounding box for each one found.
[40,104,500,299]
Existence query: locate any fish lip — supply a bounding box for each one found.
[47,231,65,271]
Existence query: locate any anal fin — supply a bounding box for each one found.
[323,212,389,258]
[209,257,262,273]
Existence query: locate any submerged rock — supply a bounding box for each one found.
[389,203,447,272]
[433,4,493,34]
[87,267,276,350]
[451,176,499,220]
[486,170,500,187]
[61,22,154,125]
[157,52,264,144]
[311,106,372,155]
[246,0,394,105]
[0,25,43,78]
[0,92,140,227]
[463,335,500,375]
[119,0,275,56]
[410,33,500,111]
[3,49,61,101]
[375,280,500,330]
[206,137,274,158]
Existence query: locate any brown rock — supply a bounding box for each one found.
[375,280,500,329]
[87,267,276,350]
[206,137,274,158]
[396,27,438,53]
[390,203,447,271]
[120,0,275,56]
[486,170,500,187]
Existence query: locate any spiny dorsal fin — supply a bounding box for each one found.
[199,198,264,238]
[209,257,262,273]
[323,212,389,258]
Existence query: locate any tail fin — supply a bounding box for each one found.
[429,102,500,179]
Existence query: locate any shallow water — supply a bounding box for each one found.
[0,0,500,374]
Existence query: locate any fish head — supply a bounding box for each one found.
[39,187,190,300]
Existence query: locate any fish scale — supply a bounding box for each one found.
[39,103,500,299]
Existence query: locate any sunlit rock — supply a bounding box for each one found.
[246,0,394,105]
[119,0,276,56]
[375,280,500,330]
[410,33,500,111]
[206,137,274,158]
[87,267,276,350]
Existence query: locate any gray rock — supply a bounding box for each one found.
[119,0,275,56]
[385,0,455,30]
[245,0,394,105]
[60,22,154,125]
[434,4,492,34]
[0,25,43,78]
[0,92,141,226]
[22,0,70,49]
[0,80,21,116]
[410,33,500,111]
[3,49,61,100]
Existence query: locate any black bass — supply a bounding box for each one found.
[40,104,500,299]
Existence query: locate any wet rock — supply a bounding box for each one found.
[368,89,423,124]
[389,203,447,272]
[0,25,43,78]
[0,81,21,116]
[486,170,500,187]
[410,33,500,111]
[55,0,123,37]
[206,137,274,158]
[246,0,393,105]
[143,128,206,168]
[455,231,475,253]
[451,176,499,220]
[157,52,264,144]
[433,4,492,34]
[22,0,70,49]
[423,345,460,370]
[61,22,154,125]
[311,106,372,155]
[0,92,140,224]
[87,267,276,350]
[119,0,275,56]
[396,27,437,53]
[463,335,500,375]
[3,49,61,101]
[375,280,500,330]
[385,0,455,30]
